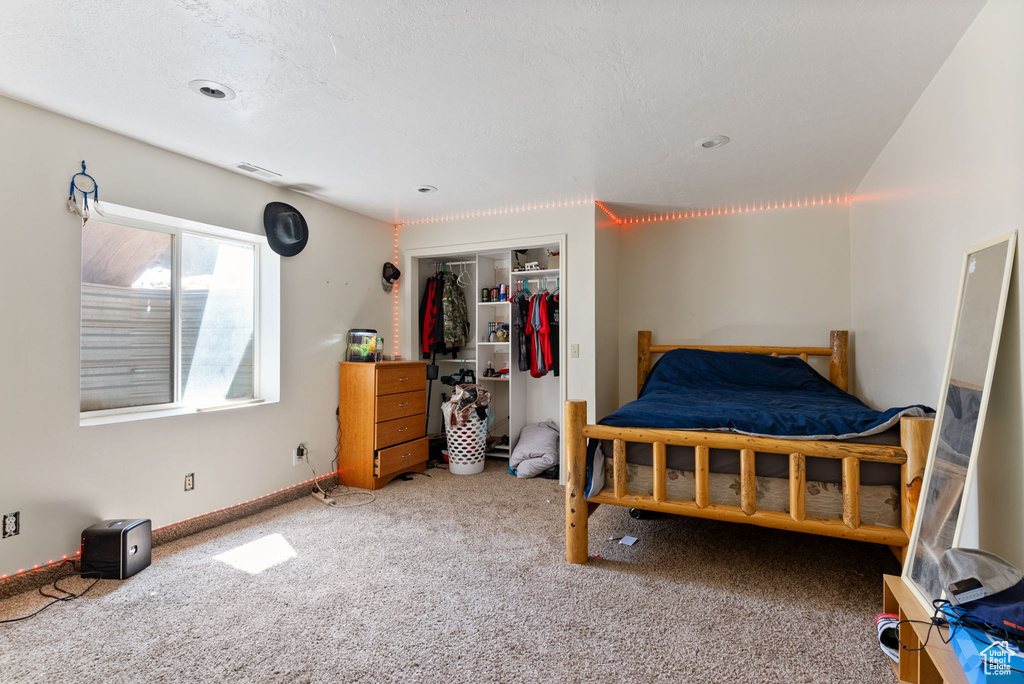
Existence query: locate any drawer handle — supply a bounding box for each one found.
[397,402,409,407]
[398,377,410,382]
[401,453,411,459]
[398,427,409,432]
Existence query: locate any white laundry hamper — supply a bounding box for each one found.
[443,411,488,475]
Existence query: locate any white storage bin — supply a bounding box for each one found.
[445,414,487,475]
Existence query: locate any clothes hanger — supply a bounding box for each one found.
[456,262,471,288]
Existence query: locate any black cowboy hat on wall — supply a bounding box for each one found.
[263,202,309,257]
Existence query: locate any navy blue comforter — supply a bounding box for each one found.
[601,349,933,439]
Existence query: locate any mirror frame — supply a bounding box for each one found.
[903,231,1017,612]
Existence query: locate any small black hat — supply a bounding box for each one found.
[382,262,401,292]
[263,202,308,257]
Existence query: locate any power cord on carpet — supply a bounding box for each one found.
[0,560,102,625]
[307,460,375,508]
[301,417,377,509]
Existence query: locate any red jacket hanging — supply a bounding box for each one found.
[540,293,554,370]
[526,292,551,378]
[421,277,439,355]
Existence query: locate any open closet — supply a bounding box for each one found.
[413,242,564,462]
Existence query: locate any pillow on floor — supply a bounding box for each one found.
[509,421,559,478]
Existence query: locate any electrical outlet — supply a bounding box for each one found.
[293,444,307,467]
[2,511,20,538]
[184,473,195,491]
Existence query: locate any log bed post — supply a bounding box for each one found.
[829,331,849,392]
[842,456,861,529]
[612,439,626,500]
[740,449,756,516]
[566,400,591,564]
[652,442,667,503]
[638,331,652,399]
[789,453,806,522]
[900,416,935,539]
[694,445,710,509]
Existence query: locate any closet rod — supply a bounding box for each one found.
[435,260,477,266]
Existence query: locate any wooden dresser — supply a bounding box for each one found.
[338,361,428,490]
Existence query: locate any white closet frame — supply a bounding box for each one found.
[402,233,568,479]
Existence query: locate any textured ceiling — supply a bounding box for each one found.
[0,1,985,224]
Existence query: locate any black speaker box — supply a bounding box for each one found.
[81,519,152,580]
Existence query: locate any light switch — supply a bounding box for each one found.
[570,344,580,358]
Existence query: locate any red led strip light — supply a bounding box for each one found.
[405,193,850,228]
[595,200,621,223]
[1,551,82,582]
[157,474,332,530]
[609,193,852,225]
[392,224,401,357]
[401,196,596,226]
[1,473,334,583]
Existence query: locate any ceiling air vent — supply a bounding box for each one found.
[233,162,282,180]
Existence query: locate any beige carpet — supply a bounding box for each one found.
[0,461,898,683]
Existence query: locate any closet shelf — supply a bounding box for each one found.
[487,445,511,457]
[478,301,510,306]
[437,358,476,363]
[512,268,559,277]
[478,376,509,382]
[478,342,510,347]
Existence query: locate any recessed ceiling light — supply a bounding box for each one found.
[695,135,730,149]
[189,80,236,101]
[416,185,438,194]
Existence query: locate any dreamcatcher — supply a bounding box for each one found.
[67,160,104,224]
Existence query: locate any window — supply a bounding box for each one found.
[80,204,279,421]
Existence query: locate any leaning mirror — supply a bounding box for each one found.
[903,231,1017,611]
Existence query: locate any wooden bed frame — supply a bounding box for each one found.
[565,330,934,564]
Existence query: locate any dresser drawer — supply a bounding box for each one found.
[376,365,426,396]
[374,414,425,449]
[375,390,426,423]
[375,437,428,478]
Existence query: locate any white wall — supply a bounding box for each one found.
[850,0,1024,566]
[0,95,392,575]
[398,205,600,420]
[614,204,853,407]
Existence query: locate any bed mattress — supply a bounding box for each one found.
[596,426,902,487]
[588,428,904,528]
[595,456,902,528]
